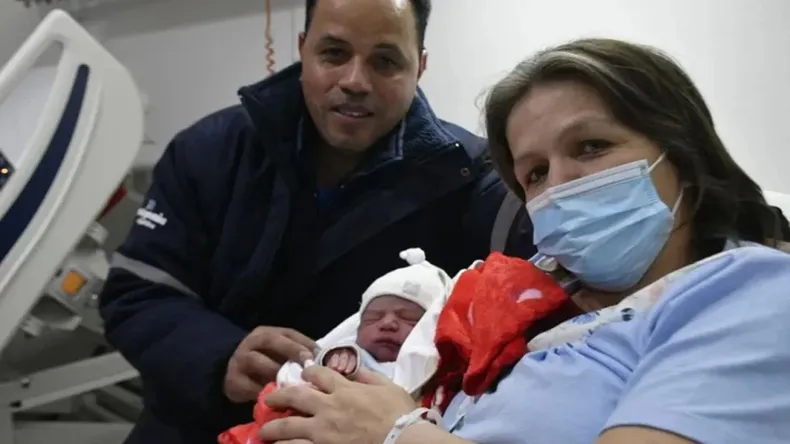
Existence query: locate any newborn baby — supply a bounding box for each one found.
[316,249,446,378]
[319,295,428,377]
[217,248,450,444]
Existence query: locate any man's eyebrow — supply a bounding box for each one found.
[374,42,402,52]
[318,34,405,54]
[317,34,348,45]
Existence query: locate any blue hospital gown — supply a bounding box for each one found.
[442,245,790,443]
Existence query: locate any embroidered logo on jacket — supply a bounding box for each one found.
[135,199,168,229]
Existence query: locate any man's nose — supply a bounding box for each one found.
[337,59,372,97]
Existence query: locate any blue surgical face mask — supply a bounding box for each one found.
[525,154,682,292]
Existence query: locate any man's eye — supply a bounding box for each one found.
[372,56,401,74]
[376,56,397,68]
[322,48,347,61]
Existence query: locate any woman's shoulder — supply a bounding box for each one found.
[644,244,790,342]
[528,245,790,351]
[663,243,790,301]
[664,241,788,285]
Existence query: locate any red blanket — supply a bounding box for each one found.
[217,383,292,444]
[421,252,573,412]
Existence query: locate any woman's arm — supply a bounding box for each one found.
[597,427,693,444]
[398,422,475,444]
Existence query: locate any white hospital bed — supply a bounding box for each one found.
[0,10,143,444]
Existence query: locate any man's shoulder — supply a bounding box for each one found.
[154,105,269,199]
[164,105,262,180]
[173,104,256,151]
[437,119,487,160]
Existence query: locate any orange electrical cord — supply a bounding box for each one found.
[265,0,276,75]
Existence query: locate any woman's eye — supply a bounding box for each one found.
[526,165,549,185]
[579,139,612,155]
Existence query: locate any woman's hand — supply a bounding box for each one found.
[259,365,417,444]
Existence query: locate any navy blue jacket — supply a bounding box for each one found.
[99,63,535,444]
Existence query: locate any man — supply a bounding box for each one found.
[99,0,534,443]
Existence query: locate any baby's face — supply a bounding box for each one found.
[357,295,425,362]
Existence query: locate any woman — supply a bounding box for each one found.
[257,38,790,444]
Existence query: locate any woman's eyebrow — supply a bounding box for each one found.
[512,115,618,164]
[557,115,617,139]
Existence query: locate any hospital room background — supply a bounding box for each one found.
[0,0,789,443]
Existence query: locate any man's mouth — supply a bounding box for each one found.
[332,105,373,119]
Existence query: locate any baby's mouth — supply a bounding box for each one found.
[375,339,402,350]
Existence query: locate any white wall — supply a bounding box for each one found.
[2,0,787,194]
[77,0,305,167]
[419,0,790,195]
[0,1,39,67]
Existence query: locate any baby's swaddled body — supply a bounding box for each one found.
[217,248,450,444]
[317,340,396,379]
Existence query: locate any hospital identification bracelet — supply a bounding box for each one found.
[382,407,442,444]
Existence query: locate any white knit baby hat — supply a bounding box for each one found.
[359,248,450,314]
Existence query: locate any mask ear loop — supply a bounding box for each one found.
[648,152,684,215]
[671,187,685,215]
[648,152,668,172]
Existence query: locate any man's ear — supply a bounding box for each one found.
[417,49,428,81]
[298,32,307,60]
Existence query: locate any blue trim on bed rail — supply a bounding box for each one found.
[0,64,90,263]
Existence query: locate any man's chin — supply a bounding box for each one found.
[320,126,376,152]
[326,138,375,155]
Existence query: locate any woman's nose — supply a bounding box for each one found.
[546,159,584,188]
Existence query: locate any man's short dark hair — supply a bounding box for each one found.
[304,0,431,50]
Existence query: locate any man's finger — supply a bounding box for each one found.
[264,384,325,415]
[260,334,315,364]
[258,415,314,442]
[226,373,263,403]
[240,351,280,385]
[352,366,391,385]
[301,364,347,393]
[298,349,315,366]
[281,328,319,351]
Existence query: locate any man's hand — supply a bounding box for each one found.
[223,326,317,403]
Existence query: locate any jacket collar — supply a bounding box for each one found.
[237,62,461,167]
